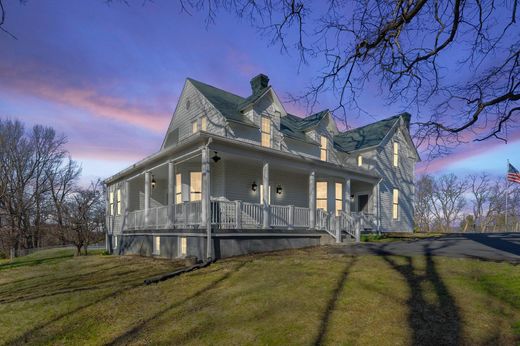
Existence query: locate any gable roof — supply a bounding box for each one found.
[333,113,410,152]
[187,78,256,126]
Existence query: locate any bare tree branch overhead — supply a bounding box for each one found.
[3,0,519,158]
[176,0,520,157]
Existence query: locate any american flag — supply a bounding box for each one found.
[508,163,520,184]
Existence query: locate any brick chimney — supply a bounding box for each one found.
[250,74,269,95]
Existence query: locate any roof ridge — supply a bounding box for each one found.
[339,113,402,135]
[187,77,246,100]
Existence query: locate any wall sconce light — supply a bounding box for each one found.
[276,184,283,195]
[151,175,157,190]
[212,151,221,163]
[251,181,258,191]
[350,194,354,199]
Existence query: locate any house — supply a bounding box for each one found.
[104,74,419,260]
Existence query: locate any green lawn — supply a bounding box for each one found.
[0,247,519,345]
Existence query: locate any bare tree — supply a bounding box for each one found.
[468,173,491,231]
[414,174,435,232]
[430,174,468,232]
[63,180,105,256]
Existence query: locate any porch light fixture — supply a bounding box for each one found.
[276,184,282,195]
[212,151,221,163]
[251,181,257,191]
[151,175,157,190]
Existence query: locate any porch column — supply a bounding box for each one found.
[309,171,316,229]
[202,147,212,259]
[168,161,175,227]
[144,172,151,226]
[123,180,129,231]
[344,178,351,214]
[262,162,270,229]
[373,182,380,232]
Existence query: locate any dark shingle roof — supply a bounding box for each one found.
[187,78,256,126]
[333,113,409,152]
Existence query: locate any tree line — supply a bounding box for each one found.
[415,173,520,233]
[0,119,105,258]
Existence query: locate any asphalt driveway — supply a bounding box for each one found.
[329,233,520,263]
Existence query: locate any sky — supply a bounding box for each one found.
[0,0,518,184]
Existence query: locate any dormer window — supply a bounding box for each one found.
[393,142,399,167]
[357,155,363,166]
[320,136,328,161]
[261,116,271,148]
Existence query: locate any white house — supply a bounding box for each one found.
[104,74,420,259]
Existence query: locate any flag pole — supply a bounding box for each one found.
[506,159,509,231]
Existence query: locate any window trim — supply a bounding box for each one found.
[392,188,399,220]
[335,182,343,216]
[393,142,399,167]
[201,116,207,131]
[116,189,122,215]
[153,236,161,255]
[357,155,363,167]
[190,171,202,202]
[316,181,328,212]
[175,173,182,204]
[109,191,114,216]
[320,136,328,161]
[261,116,271,148]
[179,236,187,257]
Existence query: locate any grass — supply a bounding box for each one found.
[0,247,519,345]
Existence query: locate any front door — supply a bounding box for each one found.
[357,194,369,212]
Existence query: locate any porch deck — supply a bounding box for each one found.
[107,199,376,242]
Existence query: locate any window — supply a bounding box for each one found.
[320,136,328,161]
[259,184,271,204]
[116,189,122,215]
[261,116,271,148]
[190,172,202,201]
[201,116,208,131]
[393,142,399,167]
[392,189,399,220]
[179,237,187,257]
[316,181,328,211]
[192,120,198,134]
[175,173,182,204]
[335,183,343,216]
[357,155,363,167]
[109,191,114,215]
[153,236,161,255]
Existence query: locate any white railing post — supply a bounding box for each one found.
[235,200,242,229]
[262,162,270,229]
[168,161,175,228]
[309,171,316,230]
[335,216,341,243]
[144,172,151,227]
[288,205,294,230]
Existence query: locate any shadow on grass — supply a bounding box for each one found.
[314,256,357,346]
[105,260,250,346]
[376,244,462,345]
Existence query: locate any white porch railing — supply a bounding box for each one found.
[117,199,370,243]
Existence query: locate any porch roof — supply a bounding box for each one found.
[104,132,380,185]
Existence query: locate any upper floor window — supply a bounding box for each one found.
[316,181,328,211]
[393,142,399,167]
[320,136,328,161]
[192,120,198,134]
[392,188,399,220]
[190,172,202,201]
[116,189,121,215]
[175,173,182,204]
[261,116,271,148]
[201,116,208,131]
[335,183,343,216]
[357,155,363,167]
